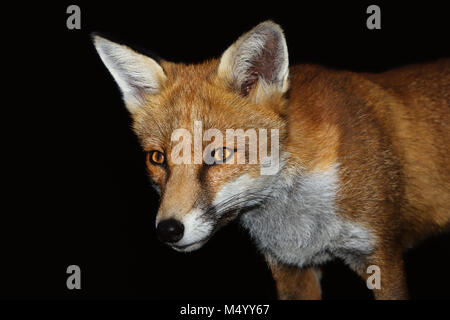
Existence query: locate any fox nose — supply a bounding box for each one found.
[156,219,184,243]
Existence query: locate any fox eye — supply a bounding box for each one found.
[211,147,234,164]
[148,151,165,166]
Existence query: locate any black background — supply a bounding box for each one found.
[3,1,449,301]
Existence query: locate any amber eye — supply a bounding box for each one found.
[149,151,165,166]
[212,147,234,164]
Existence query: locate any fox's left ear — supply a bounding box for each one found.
[92,35,167,113]
[218,21,289,100]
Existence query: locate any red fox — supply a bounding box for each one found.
[93,21,450,299]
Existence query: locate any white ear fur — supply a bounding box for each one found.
[92,35,167,113]
[218,21,289,99]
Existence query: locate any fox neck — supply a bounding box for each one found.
[239,161,375,269]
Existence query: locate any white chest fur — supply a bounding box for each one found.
[239,164,374,268]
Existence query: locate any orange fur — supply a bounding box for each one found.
[94,25,450,299]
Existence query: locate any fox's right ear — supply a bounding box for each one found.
[92,35,167,113]
[218,21,289,102]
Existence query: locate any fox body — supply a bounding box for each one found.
[93,21,450,299]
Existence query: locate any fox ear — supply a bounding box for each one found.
[218,21,289,100]
[92,35,167,113]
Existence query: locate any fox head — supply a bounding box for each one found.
[93,21,289,252]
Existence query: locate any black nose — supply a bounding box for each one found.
[156,219,184,243]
